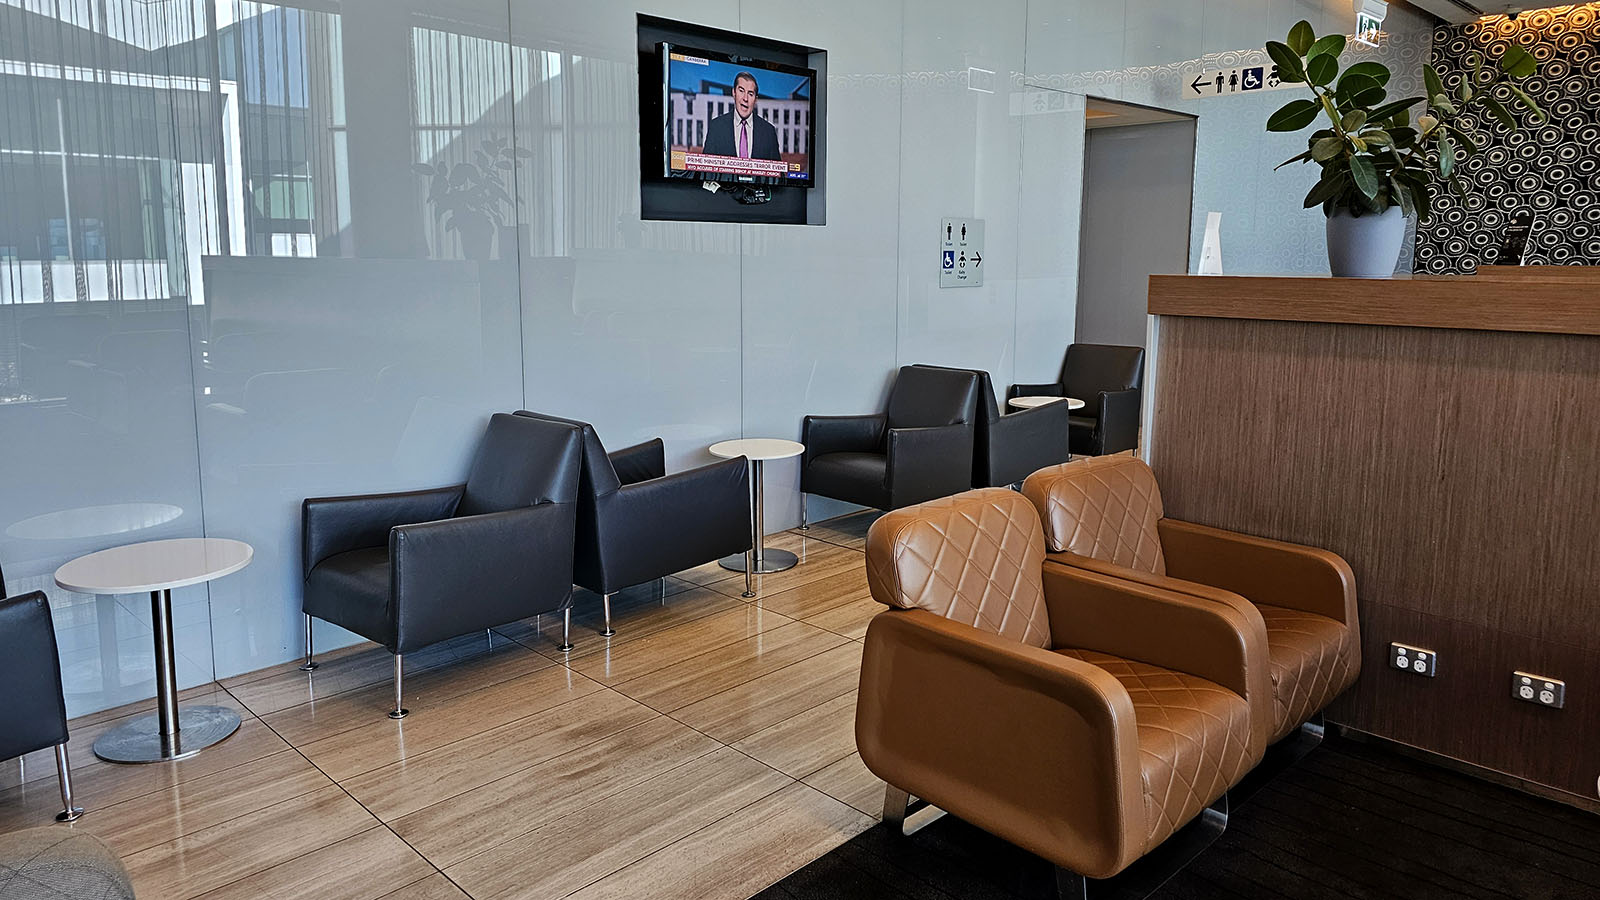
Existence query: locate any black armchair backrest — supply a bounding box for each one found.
[1060,343,1145,420]
[512,411,625,497]
[0,591,69,760]
[456,413,585,517]
[884,365,980,432]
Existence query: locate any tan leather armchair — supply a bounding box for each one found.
[856,488,1272,889]
[1022,456,1360,744]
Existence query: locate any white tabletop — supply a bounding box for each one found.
[1009,395,1086,411]
[709,438,806,462]
[55,538,253,594]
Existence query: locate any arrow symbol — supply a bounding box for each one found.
[973,252,982,267]
[1190,75,1207,96]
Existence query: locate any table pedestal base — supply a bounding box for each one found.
[92,705,241,764]
[718,549,798,574]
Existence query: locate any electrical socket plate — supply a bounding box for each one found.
[1513,671,1565,709]
[1390,642,1437,677]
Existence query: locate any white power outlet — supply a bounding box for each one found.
[1390,642,1437,677]
[1513,671,1565,709]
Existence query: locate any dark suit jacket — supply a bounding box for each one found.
[700,111,781,161]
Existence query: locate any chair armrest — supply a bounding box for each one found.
[988,400,1073,482]
[1040,559,1272,761]
[0,592,69,759]
[1095,388,1142,455]
[302,485,463,577]
[802,414,885,466]
[596,457,752,589]
[1157,518,1358,627]
[390,502,576,652]
[857,608,1144,879]
[1007,381,1064,401]
[609,438,665,485]
[885,423,974,506]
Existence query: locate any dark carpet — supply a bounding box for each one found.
[753,736,1600,900]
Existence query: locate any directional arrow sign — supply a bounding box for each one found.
[972,252,982,267]
[1183,63,1300,100]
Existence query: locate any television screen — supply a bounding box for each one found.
[661,44,815,187]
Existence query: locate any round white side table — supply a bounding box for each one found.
[1008,395,1086,411]
[55,538,252,763]
[709,439,806,583]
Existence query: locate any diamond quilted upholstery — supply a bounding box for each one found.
[1057,649,1253,854]
[865,488,1051,649]
[1022,457,1166,575]
[1256,604,1355,741]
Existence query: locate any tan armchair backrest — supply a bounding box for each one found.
[865,488,1051,649]
[1022,456,1167,575]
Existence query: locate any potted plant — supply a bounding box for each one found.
[1266,20,1543,277]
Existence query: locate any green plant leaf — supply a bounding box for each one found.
[1392,176,1416,218]
[1288,20,1315,56]
[1266,41,1307,83]
[1499,44,1537,78]
[1307,53,1339,86]
[1439,133,1456,178]
[1480,93,1518,130]
[1508,84,1545,122]
[1362,129,1393,147]
[1307,34,1346,60]
[1336,73,1385,109]
[1389,126,1419,148]
[1341,109,1368,131]
[1350,154,1380,200]
[1267,98,1322,132]
[1275,150,1314,169]
[1304,174,1346,209]
[1424,64,1446,102]
[1311,136,1345,161]
[1444,125,1478,156]
[1366,97,1424,125]
[1340,61,1392,87]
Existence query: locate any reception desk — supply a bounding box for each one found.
[1146,274,1599,806]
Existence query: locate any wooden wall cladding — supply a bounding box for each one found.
[1151,314,1600,802]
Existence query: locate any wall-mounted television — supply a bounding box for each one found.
[657,42,816,188]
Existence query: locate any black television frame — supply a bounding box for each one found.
[655,41,819,189]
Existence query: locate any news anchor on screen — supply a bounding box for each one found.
[701,71,780,161]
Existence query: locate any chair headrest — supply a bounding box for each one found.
[1022,456,1166,575]
[457,413,584,516]
[865,488,1050,649]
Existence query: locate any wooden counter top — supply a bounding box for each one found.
[1148,274,1600,337]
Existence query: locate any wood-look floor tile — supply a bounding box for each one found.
[733,691,859,779]
[611,621,849,714]
[378,874,472,899]
[191,825,433,900]
[73,748,330,857]
[0,717,290,833]
[345,690,655,822]
[297,665,605,782]
[219,640,373,691]
[705,544,865,602]
[395,715,721,868]
[802,752,887,819]
[261,641,552,748]
[562,782,875,900]
[672,559,746,589]
[230,631,524,718]
[800,595,884,642]
[795,511,880,552]
[672,642,863,744]
[751,567,872,621]
[121,784,376,900]
[446,746,792,900]
[567,603,794,685]
[498,585,750,665]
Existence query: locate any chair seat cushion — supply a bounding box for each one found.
[1256,603,1355,741]
[304,547,393,649]
[807,451,890,509]
[1057,648,1253,855]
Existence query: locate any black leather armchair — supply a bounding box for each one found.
[0,566,83,822]
[301,413,583,719]
[1008,343,1145,457]
[800,366,980,516]
[514,412,752,629]
[914,365,1072,488]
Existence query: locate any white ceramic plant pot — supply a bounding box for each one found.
[1325,206,1410,278]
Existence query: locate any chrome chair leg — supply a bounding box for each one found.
[298,613,318,671]
[800,492,809,530]
[558,607,574,653]
[600,593,616,637]
[53,744,83,823]
[388,654,408,719]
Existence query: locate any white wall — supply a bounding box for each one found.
[0,0,1436,712]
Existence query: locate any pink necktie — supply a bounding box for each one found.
[739,120,749,159]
